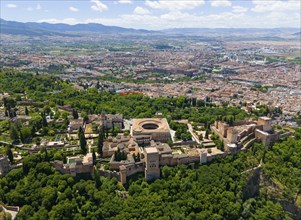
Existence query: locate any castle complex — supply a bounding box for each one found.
[53,153,93,177]
[211,116,280,152]
[67,112,123,138]
[54,116,283,184]
[105,118,224,184]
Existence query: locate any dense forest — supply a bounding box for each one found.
[0,69,300,219]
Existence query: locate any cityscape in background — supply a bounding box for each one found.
[0,0,300,219]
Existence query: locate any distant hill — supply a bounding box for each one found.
[0,19,155,36]
[292,31,301,36]
[0,19,63,36]
[1,19,299,37]
[163,27,300,36]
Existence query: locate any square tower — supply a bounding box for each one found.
[0,155,10,176]
[144,147,160,181]
[258,117,272,132]
[227,128,238,143]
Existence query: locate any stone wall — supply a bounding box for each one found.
[255,129,280,147]
[0,155,10,176]
[99,170,120,180]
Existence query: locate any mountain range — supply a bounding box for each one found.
[0,19,153,36]
[0,19,300,37]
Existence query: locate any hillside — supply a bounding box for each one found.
[0,19,154,36]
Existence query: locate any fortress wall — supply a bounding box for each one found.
[255,129,280,147]
[227,128,238,143]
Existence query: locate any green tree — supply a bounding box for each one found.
[199,133,204,141]
[25,107,29,115]
[94,168,101,188]
[78,127,87,154]
[10,124,19,143]
[72,109,79,119]
[41,112,48,127]
[6,147,13,163]
[92,149,96,164]
[41,147,49,162]
[20,127,32,143]
[205,130,209,139]
[97,129,104,156]
[17,205,34,220]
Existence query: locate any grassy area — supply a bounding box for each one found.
[296,195,301,208]
[101,158,111,164]
[85,124,93,133]
[0,133,10,142]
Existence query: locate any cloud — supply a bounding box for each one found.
[6,4,17,8]
[27,5,44,12]
[36,4,42,10]
[211,0,232,7]
[252,0,300,13]
[83,9,300,30]
[134,6,151,15]
[91,0,108,12]
[38,18,78,25]
[145,0,205,11]
[69,6,79,12]
[118,0,133,3]
[232,6,248,13]
[34,0,300,30]
[160,11,192,21]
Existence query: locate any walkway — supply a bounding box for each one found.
[1,205,18,219]
[241,159,263,174]
[187,123,201,144]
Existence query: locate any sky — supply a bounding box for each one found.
[1,0,301,30]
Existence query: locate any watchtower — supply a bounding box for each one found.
[144,147,160,181]
[258,117,272,132]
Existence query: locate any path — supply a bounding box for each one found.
[187,123,201,144]
[241,159,263,174]
[87,139,94,153]
[1,205,18,220]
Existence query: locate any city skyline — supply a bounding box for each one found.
[1,0,301,30]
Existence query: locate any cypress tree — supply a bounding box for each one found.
[94,168,101,188]
[42,112,48,127]
[20,131,24,143]
[7,147,13,163]
[44,147,49,161]
[63,155,67,164]
[92,149,96,164]
[78,127,87,154]
[10,124,19,142]
[97,130,104,156]
[205,130,209,139]
[72,109,79,119]
[31,125,36,137]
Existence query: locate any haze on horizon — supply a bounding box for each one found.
[1,0,300,30]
